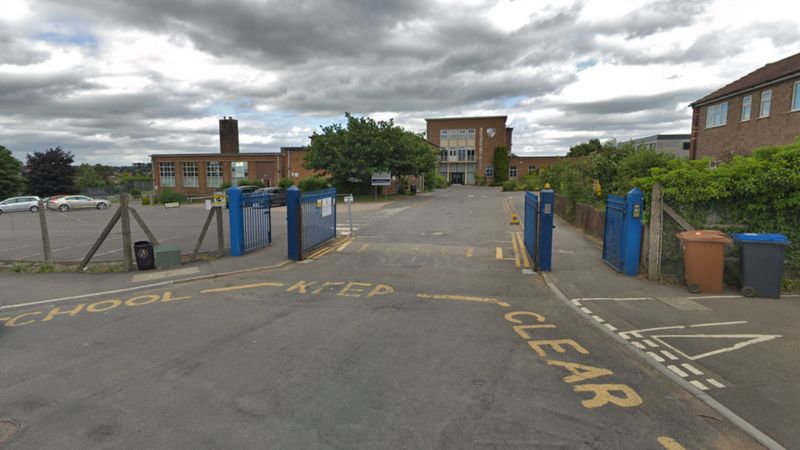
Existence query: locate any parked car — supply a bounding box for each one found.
[0,196,41,214]
[255,187,287,206]
[49,195,111,212]
[225,185,261,208]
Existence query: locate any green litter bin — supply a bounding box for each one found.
[731,233,790,299]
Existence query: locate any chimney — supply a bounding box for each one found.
[219,117,240,154]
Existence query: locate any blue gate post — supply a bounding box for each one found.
[622,187,644,276]
[523,192,539,268]
[286,186,301,261]
[537,189,555,271]
[228,186,244,256]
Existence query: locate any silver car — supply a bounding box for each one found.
[49,195,111,212]
[0,196,41,214]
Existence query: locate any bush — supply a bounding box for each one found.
[493,146,510,183]
[238,179,265,188]
[297,176,330,192]
[221,181,232,189]
[475,175,486,186]
[154,188,187,204]
[141,195,151,205]
[279,177,295,189]
[501,180,525,191]
[130,189,142,199]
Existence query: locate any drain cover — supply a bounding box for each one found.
[0,420,20,446]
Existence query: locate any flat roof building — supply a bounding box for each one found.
[629,134,691,158]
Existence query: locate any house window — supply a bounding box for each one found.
[793,81,800,111]
[467,149,475,161]
[741,95,752,121]
[528,165,536,175]
[760,90,771,117]
[509,166,517,178]
[706,102,728,128]
[485,165,494,177]
[231,161,248,185]
[182,162,199,188]
[159,162,175,188]
[206,162,222,188]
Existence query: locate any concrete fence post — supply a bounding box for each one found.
[228,186,244,256]
[648,183,663,280]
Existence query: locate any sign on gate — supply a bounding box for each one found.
[213,192,225,207]
[321,197,332,217]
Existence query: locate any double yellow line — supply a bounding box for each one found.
[510,231,531,268]
[305,236,355,260]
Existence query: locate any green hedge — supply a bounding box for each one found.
[298,176,330,192]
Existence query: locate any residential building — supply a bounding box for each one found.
[426,115,560,184]
[689,52,800,160]
[629,134,691,158]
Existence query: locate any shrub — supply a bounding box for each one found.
[141,195,151,205]
[501,180,525,191]
[279,177,295,189]
[475,175,486,186]
[130,189,142,199]
[155,188,187,204]
[493,146,510,183]
[221,181,232,189]
[238,179,265,188]
[297,176,330,192]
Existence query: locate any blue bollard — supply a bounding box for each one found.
[538,189,554,272]
[228,186,244,256]
[622,187,644,276]
[286,186,301,261]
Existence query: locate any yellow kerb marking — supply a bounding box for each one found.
[496,247,503,260]
[516,232,530,268]
[466,247,474,258]
[510,232,521,268]
[337,239,353,252]
[358,244,369,252]
[201,281,285,294]
[417,293,509,307]
[657,436,687,450]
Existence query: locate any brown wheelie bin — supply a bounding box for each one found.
[677,230,732,294]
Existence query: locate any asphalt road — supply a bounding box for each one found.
[0,187,761,449]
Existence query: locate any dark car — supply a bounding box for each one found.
[255,187,287,207]
[225,185,261,208]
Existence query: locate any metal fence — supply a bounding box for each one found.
[241,190,272,253]
[300,188,337,255]
[524,191,539,266]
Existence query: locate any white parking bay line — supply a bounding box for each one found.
[660,350,679,361]
[643,339,659,348]
[632,342,647,349]
[707,378,726,389]
[681,363,704,376]
[604,323,618,331]
[591,315,605,323]
[580,307,592,314]
[667,365,689,377]
[690,380,709,391]
[647,351,665,362]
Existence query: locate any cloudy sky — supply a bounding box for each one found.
[2,0,800,164]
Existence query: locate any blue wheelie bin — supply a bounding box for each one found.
[731,233,791,299]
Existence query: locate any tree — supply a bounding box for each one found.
[304,113,436,192]
[24,147,77,196]
[567,138,603,157]
[492,146,510,183]
[0,145,23,199]
[75,164,105,191]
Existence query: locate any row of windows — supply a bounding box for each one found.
[439,149,476,161]
[159,161,230,189]
[439,128,476,138]
[479,165,537,178]
[706,81,800,129]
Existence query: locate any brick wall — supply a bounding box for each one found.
[508,156,561,178]
[427,116,510,181]
[693,76,800,160]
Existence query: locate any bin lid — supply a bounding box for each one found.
[731,233,791,245]
[676,230,732,244]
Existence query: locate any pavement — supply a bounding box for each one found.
[0,186,783,449]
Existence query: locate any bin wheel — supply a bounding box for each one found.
[687,283,700,294]
[741,286,757,297]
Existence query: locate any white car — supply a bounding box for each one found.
[0,196,41,214]
[49,195,111,212]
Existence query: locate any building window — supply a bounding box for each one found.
[440,150,447,162]
[467,149,475,161]
[182,162,199,188]
[440,129,447,140]
[741,95,752,121]
[509,166,517,178]
[793,81,800,111]
[159,162,175,188]
[485,165,494,177]
[760,90,771,117]
[231,161,248,185]
[682,142,690,150]
[528,165,536,175]
[706,102,728,128]
[439,164,447,177]
[457,148,466,161]
[206,161,222,188]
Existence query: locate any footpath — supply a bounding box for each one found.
[543,214,800,450]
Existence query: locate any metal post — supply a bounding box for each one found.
[622,187,644,276]
[537,189,555,272]
[286,186,301,261]
[37,199,52,264]
[228,186,244,256]
[120,194,133,271]
[347,201,353,236]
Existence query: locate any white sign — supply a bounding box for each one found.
[321,197,332,217]
[204,199,212,210]
[164,202,180,209]
[486,127,496,138]
[371,172,391,186]
[344,194,354,204]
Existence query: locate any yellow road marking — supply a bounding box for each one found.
[657,436,687,450]
[312,246,337,259]
[516,232,531,268]
[466,247,474,258]
[496,247,503,259]
[510,232,521,267]
[417,293,510,308]
[201,281,285,294]
[358,243,369,252]
[337,239,353,252]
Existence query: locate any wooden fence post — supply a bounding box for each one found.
[648,183,663,280]
[120,194,133,271]
[37,199,52,264]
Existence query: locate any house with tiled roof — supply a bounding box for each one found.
[689,52,800,160]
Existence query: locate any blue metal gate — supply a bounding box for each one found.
[524,191,539,267]
[602,194,625,271]
[241,190,272,252]
[522,189,554,272]
[297,188,336,258]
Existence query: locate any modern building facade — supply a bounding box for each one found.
[426,115,560,184]
[629,134,691,158]
[689,52,800,160]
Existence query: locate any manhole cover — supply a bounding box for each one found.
[0,420,20,446]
